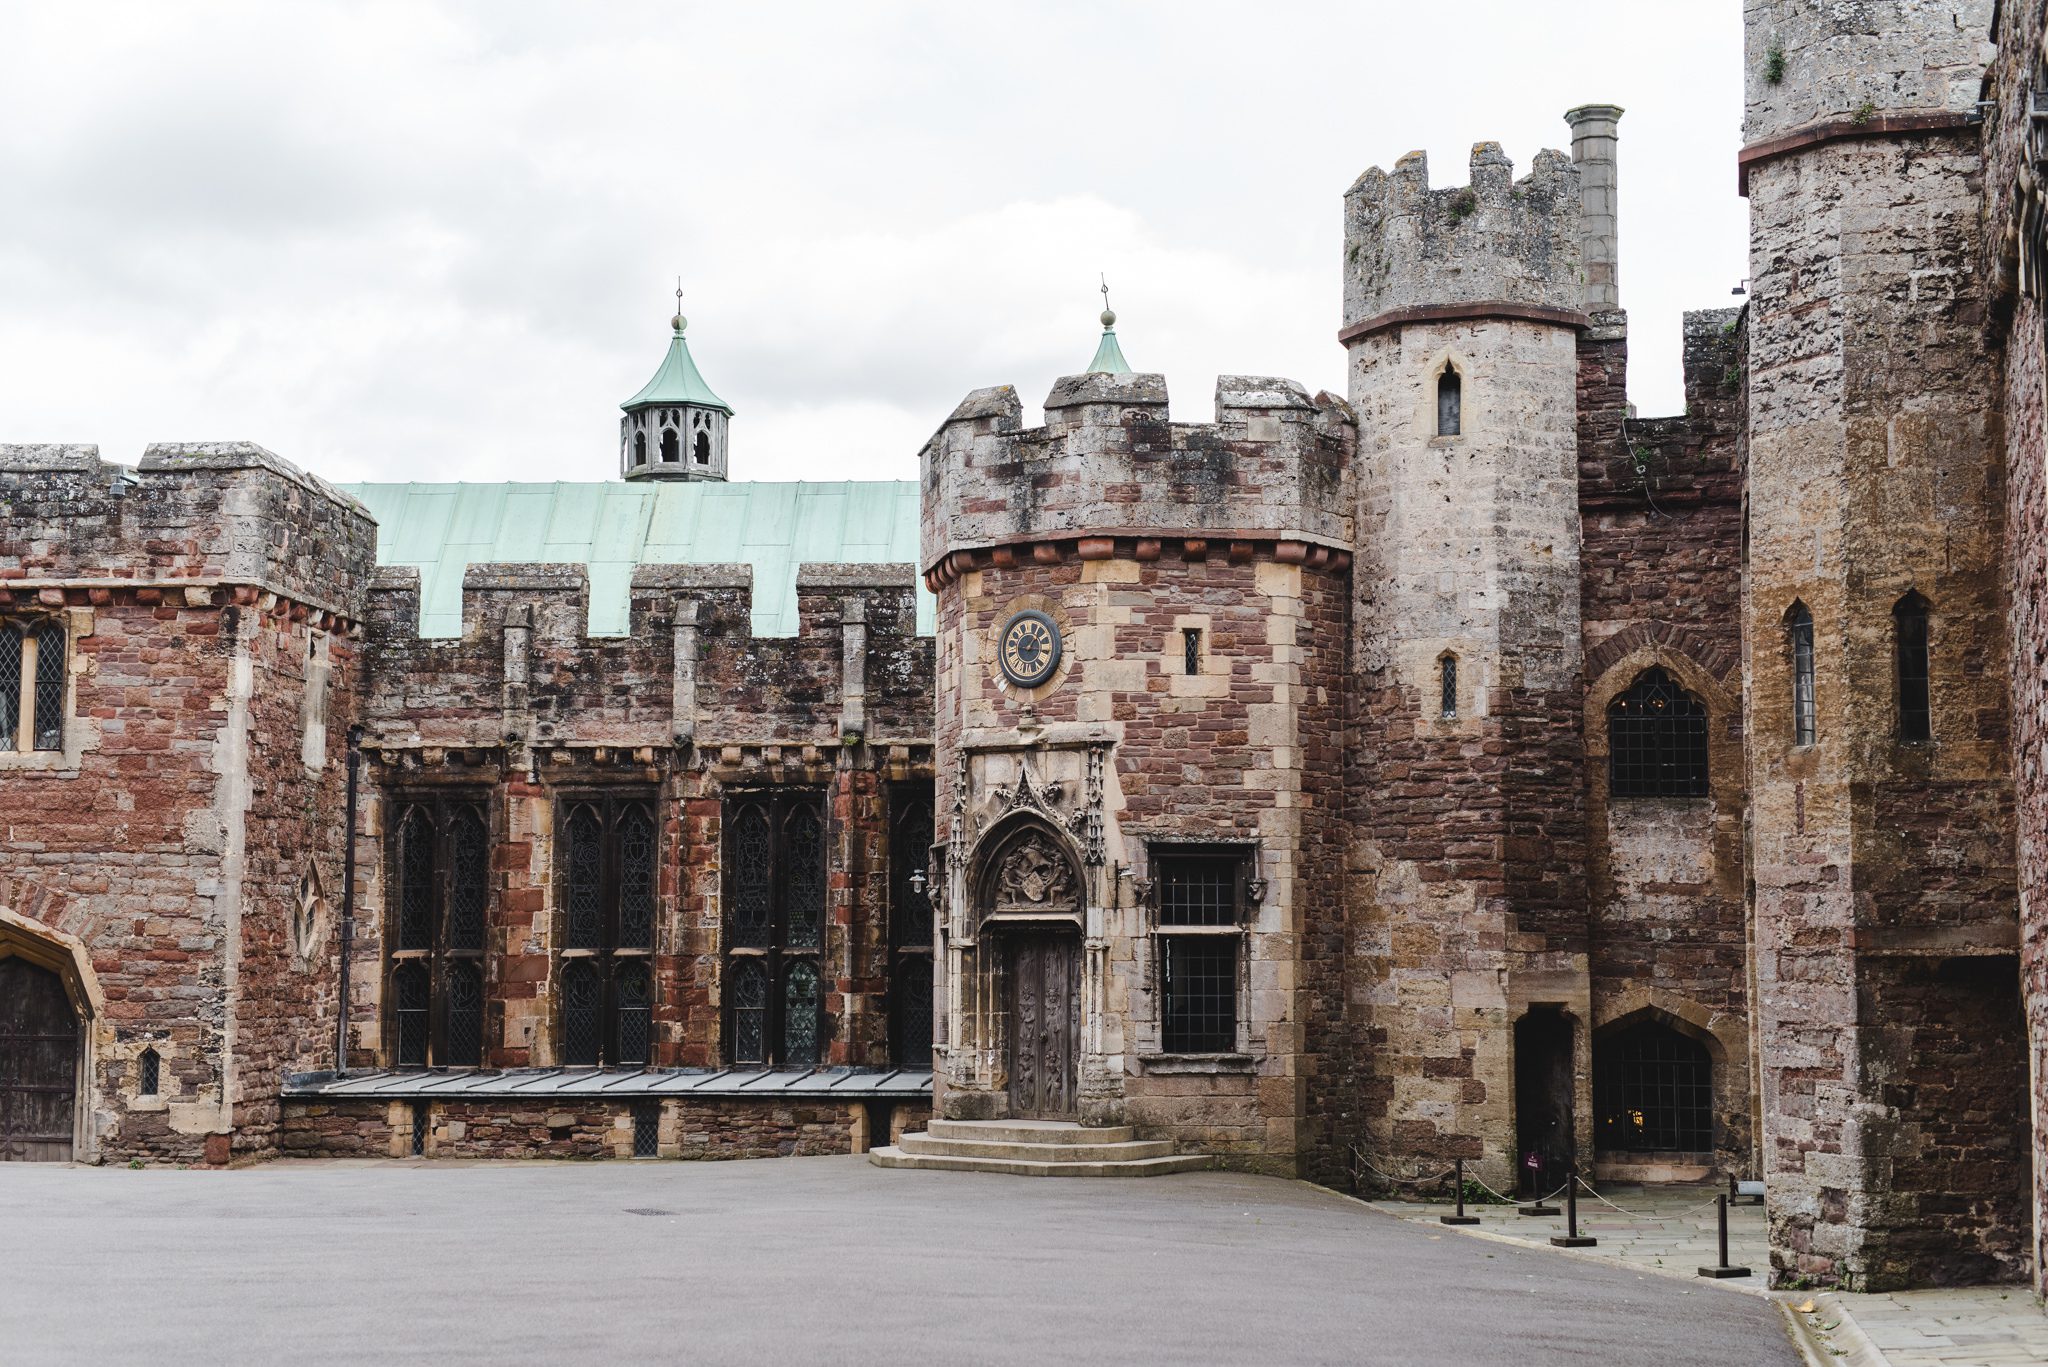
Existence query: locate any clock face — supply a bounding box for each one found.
[998,609,1062,688]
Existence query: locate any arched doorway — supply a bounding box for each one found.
[0,956,80,1161]
[1594,1015,1713,1157]
[974,819,1084,1120]
[1514,1007,1575,1196]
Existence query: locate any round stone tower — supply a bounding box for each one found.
[619,311,732,482]
[1739,1,2025,1291]
[1339,138,1592,1195]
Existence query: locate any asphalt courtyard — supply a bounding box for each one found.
[0,1155,1798,1366]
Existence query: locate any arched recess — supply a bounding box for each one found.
[970,816,1085,925]
[0,904,103,1162]
[1591,994,1748,1166]
[1590,1003,1724,1157]
[1582,642,1742,903]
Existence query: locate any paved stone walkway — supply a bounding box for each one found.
[0,1156,1796,1366]
[1367,1181,2048,1367]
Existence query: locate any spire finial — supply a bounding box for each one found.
[672,276,687,333]
[1099,273,1115,329]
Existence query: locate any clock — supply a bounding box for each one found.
[998,609,1062,688]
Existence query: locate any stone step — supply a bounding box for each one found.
[868,1146,1213,1178]
[925,1118,1136,1146]
[896,1133,1177,1163]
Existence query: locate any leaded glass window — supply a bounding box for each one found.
[385,794,491,1068]
[888,786,937,1068]
[560,959,602,1067]
[722,792,828,1067]
[138,1048,160,1097]
[0,618,69,753]
[1607,667,1709,798]
[1153,849,1248,1054]
[554,795,661,1067]
[1894,592,1932,743]
[393,962,430,1068]
[1439,653,1457,720]
[1787,602,1816,746]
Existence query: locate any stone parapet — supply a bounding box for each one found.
[1742,0,1993,146]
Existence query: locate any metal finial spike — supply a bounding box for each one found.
[672,276,687,333]
[1098,274,1115,330]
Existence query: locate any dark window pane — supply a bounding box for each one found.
[1594,1022,1712,1153]
[1895,594,1931,742]
[397,807,435,951]
[1158,857,1238,927]
[1606,667,1709,798]
[1183,628,1201,677]
[729,804,773,949]
[892,798,934,949]
[448,806,488,952]
[784,804,825,950]
[1162,937,1237,1053]
[444,960,483,1067]
[1789,605,1816,746]
[1436,368,1462,436]
[565,806,602,950]
[618,805,656,949]
[0,624,20,751]
[632,1101,660,1157]
[891,956,934,1069]
[730,958,768,1065]
[615,959,652,1066]
[138,1048,160,1096]
[30,621,63,751]
[783,960,820,1067]
[1440,654,1457,719]
[393,962,430,1067]
[560,959,602,1066]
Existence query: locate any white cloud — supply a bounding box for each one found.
[0,1,1745,482]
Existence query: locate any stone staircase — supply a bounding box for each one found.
[868,1118,1212,1177]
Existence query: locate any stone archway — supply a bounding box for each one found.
[0,906,101,1163]
[971,820,1085,1119]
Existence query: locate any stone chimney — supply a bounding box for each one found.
[1564,104,1623,312]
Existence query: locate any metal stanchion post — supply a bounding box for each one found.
[1551,1163,1597,1248]
[1518,1155,1559,1216]
[1697,1193,1752,1278]
[1440,1156,1479,1226]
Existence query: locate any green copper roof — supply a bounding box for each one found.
[1087,325,1131,375]
[342,480,929,638]
[622,320,732,413]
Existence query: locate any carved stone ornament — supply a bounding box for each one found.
[991,829,1080,917]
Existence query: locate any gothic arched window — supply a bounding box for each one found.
[1436,364,1462,437]
[660,428,679,462]
[1607,667,1709,797]
[1786,602,1816,746]
[633,431,647,465]
[386,795,491,1067]
[1894,591,1931,742]
[1438,653,1458,719]
[723,792,827,1066]
[555,796,660,1066]
[694,430,711,465]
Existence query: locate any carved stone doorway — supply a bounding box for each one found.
[1004,929,1079,1119]
[0,956,79,1162]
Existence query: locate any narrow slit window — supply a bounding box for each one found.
[633,431,647,465]
[1787,603,1816,746]
[138,1048,160,1097]
[1894,592,1931,743]
[1439,654,1457,719]
[1182,628,1201,677]
[1436,365,1462,437]
[410,1101,429,1156]
[632,1100,660,1158]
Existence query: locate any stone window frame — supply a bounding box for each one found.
[1434,360,1464,437]
[0,609,83,769]
[384,789,494,1069]
[1438,651,1459,719]
[720,788,829,1070]
[1605,666,1710,799]
[1784,600,1817,748]
[1143,841,1256,1060]
[552,789,661,1069]
[1891,589,1933,744]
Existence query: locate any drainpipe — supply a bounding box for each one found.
[337,723,364,1073]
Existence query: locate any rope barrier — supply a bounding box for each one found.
[1349,1148,1456,1189]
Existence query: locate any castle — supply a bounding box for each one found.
[2,0,2045,1297]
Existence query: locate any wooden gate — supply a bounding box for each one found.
[0,957,79,1162]
[1005,930,1079,1119]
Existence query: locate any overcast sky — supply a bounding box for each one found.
[2,2,1746,486]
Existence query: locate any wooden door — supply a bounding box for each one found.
[0,957,79,1162]
[1005,931,1079,1118]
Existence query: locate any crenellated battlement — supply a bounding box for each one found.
[919,372,1354,585]
[1342,141,1583,334]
